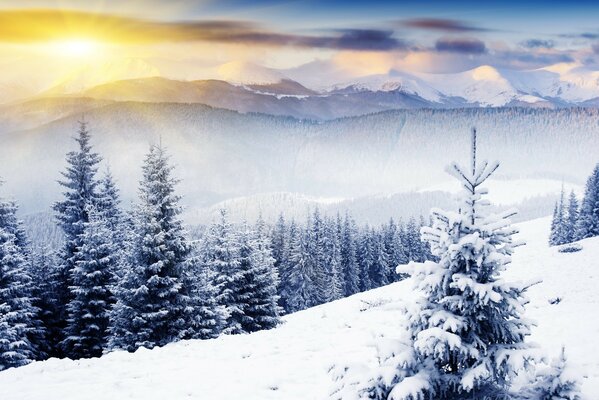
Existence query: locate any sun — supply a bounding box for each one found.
[52,39,102,58]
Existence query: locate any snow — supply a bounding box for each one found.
[1,216,598,399]
[421,178,583,205]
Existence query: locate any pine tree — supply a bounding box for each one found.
[357,229,373,292]
[109,144,193,352]
[307,208,327,305]
[323,218,344,302]
[242,219,281,332]
[282,221,313,313]
[62,207,115,359]
[186,252,223,340]
[52,121,102,355]
[564,191,579,244]
[549,188,567,246]
[340,212,360,296]
[527,348,581,400]
[0,194,39,370]
[271,213,287,283]
[369,230,389,288]
[29,245,57,358]
[576,164,599,240]
[342,128,537,399]
[205,209,244,335]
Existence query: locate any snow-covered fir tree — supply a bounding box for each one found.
[29,245,57,358]
[62,206,116,359]
[335,128,538,399]
[549,188,568,246]
[281,220,313,313]
[369,230,389,288]
[186,251,223,340]
[564,191,579,244]
[109,144,193,352]
[576,164,599,240]
[52,121,102,355]
[525,348,581,400]
[340,212,360,297]
[205,209,244,335]
[357,229,374,292]
[240,219,281,332]
[0,192,40,370]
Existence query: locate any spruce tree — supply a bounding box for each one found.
[109,144,193,352]
[369,230,389,288]
[241,220,281,332]
[52,121,101,355]
[357,230,373,292]
[564,191,579,244]
[29,245,58,358]
[0,194,39,369]
[282,221,313,312]
[62,207,115,358]
[186,252,223,340]
[340,212,360,296]
[338,129,537,399]
[549,188,567,246]
[205,209,244,335]
[576,164,599,240]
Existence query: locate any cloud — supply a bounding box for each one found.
[520,39,555,49]
[0,9,407,51]
[227,29,407,51]
[560,32,599,40]
[399,18,488,32]
[593,43,599,54]
[435,38,486,54]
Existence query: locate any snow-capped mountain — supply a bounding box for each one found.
[1,217,597,399]
[11,59,598,119]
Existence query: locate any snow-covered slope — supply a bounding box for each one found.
[1,217,597,399]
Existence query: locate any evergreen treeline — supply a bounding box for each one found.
[0,122,433,369]
[549,164,599,246]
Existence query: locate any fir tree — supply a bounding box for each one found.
[186,251,223,340]
[29,245,57,358]
[357,230,373,292]
[564,191,579,244]
[205,209,244,335]
[109,144,193,352]
[307,208,327,305]
[240,219,281,332]
[340,212,360,296]
[52,121,102,355]
[576,164,599,240]
[369,230,389,288]
[0,194,39,369]
[284,222,313,312]
[340,129,537,399]
[62,207,115,359]
[549,188,568,246]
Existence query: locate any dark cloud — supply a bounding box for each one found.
[435,38,486,54]
[560,32,599,39]
[520,39,555,49]
[229,29,407,50]
[399,18,488,32]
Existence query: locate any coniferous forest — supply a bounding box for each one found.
[0,122,435,367]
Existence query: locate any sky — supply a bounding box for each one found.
[1,0,599,95]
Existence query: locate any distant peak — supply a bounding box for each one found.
[217,61,285,85]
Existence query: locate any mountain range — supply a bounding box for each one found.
[3,59,599,120]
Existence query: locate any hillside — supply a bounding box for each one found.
[1,105,597,216]
[1,217,597,399]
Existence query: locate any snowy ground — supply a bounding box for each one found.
[1,217,598,400]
